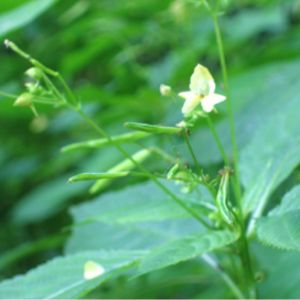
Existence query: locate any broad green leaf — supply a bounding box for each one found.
[256,185,300,251]
[0,0,57,37]
[138,230,238,276]
[66,220,202,254]
[66,180,210,254]
[11,174,89,225]
[0,250,145,299]
[239,60,300,215]
[70,180,212,225]
[253,243,300,298]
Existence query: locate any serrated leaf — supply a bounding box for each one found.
[239,61,300,215]
[66,180,210,254]
[138,230,238,276]
[256,185,300,251]
[0,250,145,299]
[70,180,212,225]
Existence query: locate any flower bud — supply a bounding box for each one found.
[25,67,43,80]
[14,93,34,107]
[159,84,172,96]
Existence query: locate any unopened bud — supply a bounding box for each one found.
[14,93,33,107]
[25,67,43,80]
[159,84,172,96]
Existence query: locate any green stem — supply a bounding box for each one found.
[211,14,241,203]
[77,109,212,229]
[182,130,217,198]
[206,115,229,166]
[5,38,209,229]
[209,9,256,299]
[183,130,202,174]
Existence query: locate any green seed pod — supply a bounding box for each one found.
[69,172,129,183]
[167,163,181,180]
[216,168,236,226]
[89,148,151,194]
[125,122,182,135]
[62,131,151,153]
[14,93,34,107]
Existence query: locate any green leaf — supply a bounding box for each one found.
[66,180,210,254]
[0,0,57,37]
[239,60,300,215]
[70,180,212,225]
[0,250,144,299]
[254,243,300,298]
[138,230,238,276]
[256,185,300,251]
[12,174,89,225]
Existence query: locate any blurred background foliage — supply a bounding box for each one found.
[1,0,300,298]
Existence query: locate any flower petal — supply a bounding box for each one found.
[189,64,215,96]
[178,91,194,101]
[181,93,202,115]
[201,93,226,112]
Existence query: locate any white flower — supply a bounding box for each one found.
[178,64,226,115]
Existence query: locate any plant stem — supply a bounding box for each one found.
[210,10,257,299]
[6,38,213,229]
[211,14,241,203]
[183,130,202,174]
[182,130,217,198]
[76,109,212,229]
[206,115,229,166]
[201,254,245,299]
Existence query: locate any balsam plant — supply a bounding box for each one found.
[1,0,300,299]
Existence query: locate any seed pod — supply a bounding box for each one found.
[216,168,236,226]
[125,122,182,135]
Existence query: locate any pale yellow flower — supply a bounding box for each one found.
[178,64,226,115]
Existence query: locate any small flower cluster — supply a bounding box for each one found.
[161,64,226,120]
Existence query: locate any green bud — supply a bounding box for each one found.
[25,67,43,80]
[25,82,46,95]
[14,93,34,107]
[159,84,172,96]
